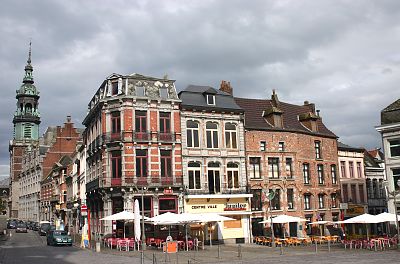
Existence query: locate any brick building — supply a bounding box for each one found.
[83,73,182,238]
[235,91,340,238]
[179,81,251,244]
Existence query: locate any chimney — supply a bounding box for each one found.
[303,101,315,113]
[220,80,233,95]
[271,89,280,107]
[66,115,72,123]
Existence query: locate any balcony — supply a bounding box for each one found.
[111,178,122,186]
[103,132,123,143]
[133,131,152,142]
[157,132,176,142]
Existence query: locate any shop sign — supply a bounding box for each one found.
[164,189,173,195]
[224,203,247,211]
[191,204,217,210]
[346,205,365,216]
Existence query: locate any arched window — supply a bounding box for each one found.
[187,121,199,148]
[225,123,237,149]
[227,163,239,189]
[206,122,219,148]
[207,162,220,194]
[188,162,201,190]
[25,103,32,114]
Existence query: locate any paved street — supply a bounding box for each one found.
[1,229,400,264]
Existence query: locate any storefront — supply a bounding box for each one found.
[184,194,252,244]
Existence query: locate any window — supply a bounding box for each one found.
[278,142,285,152]
[342,184,348,202]
[260,141,266,151]
[315,141,321,159]
[111,111,121,134]
[350,184,357,203]
[227,163,239,189]
[285,158,293,178]
[349,161,354,178]
[331,193,337,208]
[186,121,199,148]
[206,122,219,148]
[188,162,201,190]
[393,169,400,191]
[317,164,324,184]
[135,111,147,138]
[389,139,400,157]
[251,189,262,211]
[160,150,172,177]
[249,158,261,179]
[159,112,171,133]
[160,88,168,99]
[225,123,237,149]
[357,162,362,178]
[304,194,311,210]
[331,165,337,184]
[111,151,122,178]
[136,149,147,177]
[24,124,32,138]
[136,86,145,96]
[112,82,118,95]
[340,161,346,177]
[206,94,215,105]
[268,158,280,178]
[359,184,365,203]
[270,189,280,210]
[159,198,177,213]
[207,162,220,194]
[318,194,325,209]
[287,189,294,209]
[303,163,310,184]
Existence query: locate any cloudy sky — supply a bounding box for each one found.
[1,0,399,177]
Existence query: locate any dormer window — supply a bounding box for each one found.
[111,82,118,95]
[160,88,168,99]
[207,94,215,105]
[136,86,145,97]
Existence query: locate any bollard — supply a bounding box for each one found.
[280,244,283,255]
[217,244,220,259]
[3,230,6,235]
[188,260,190,264]
[95,242,101,252]
[315,240,318,253]
[237,244,242,259]
[176,251,179,264]
[328,239,331,253]
[153,252,157,264]
[141,251,145,264]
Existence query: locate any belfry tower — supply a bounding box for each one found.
[9,42,41,218]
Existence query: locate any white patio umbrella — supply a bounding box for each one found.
[259,214,307,224]
[375,212,400,222]
[134,200,141,249]
[336,213,383,240]
[100,210,149,238]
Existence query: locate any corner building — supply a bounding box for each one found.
[83,73,182,238]
[235,91,340,238]
[179,81,251,244]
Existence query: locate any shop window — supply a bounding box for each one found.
[136,149,147,177]
[188,162,201,190]
[249,157,261,179]
[159,198,176,213]
[227,162,239,189]
[225,123,237,149]
[224,216,241,228]
[136,196,152,217]
[390,139,400,157]
[250,189,262,211]
[186,120,199,148]
[268,157,280,179]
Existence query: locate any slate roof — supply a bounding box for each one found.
[381,98,400,125]
[337,142,364,152]
[364,150,383,168]
[179,85,243,113]
[234,97,337,138]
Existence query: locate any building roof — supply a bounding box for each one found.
[364,150,383,168]
[337,142,364,152]
[179,85,243,113]
[381,98,400,125]
[234,97,337,138]
[0,177,9,188]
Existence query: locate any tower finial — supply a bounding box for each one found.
[27,40,32,64]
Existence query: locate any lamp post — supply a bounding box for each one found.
[264,189,275,247]
[141,187,146,251]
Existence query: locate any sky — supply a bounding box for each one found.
[1,0,399,177]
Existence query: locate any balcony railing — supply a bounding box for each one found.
[103,132,123,143]
[133,131,152,142]
[157,132,176,142]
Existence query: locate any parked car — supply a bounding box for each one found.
[38,222,52,236]
[7,220,17,229]
[16,222,28,233]
[33,222,40,231]
[46,230,72,246]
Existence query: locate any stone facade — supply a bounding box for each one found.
[83,73,182,238]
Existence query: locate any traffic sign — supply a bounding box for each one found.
[81,205,88,211]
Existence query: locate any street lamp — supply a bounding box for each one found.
[141,187,146,251]
[264,189,275,247]
[386,179,400,247]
